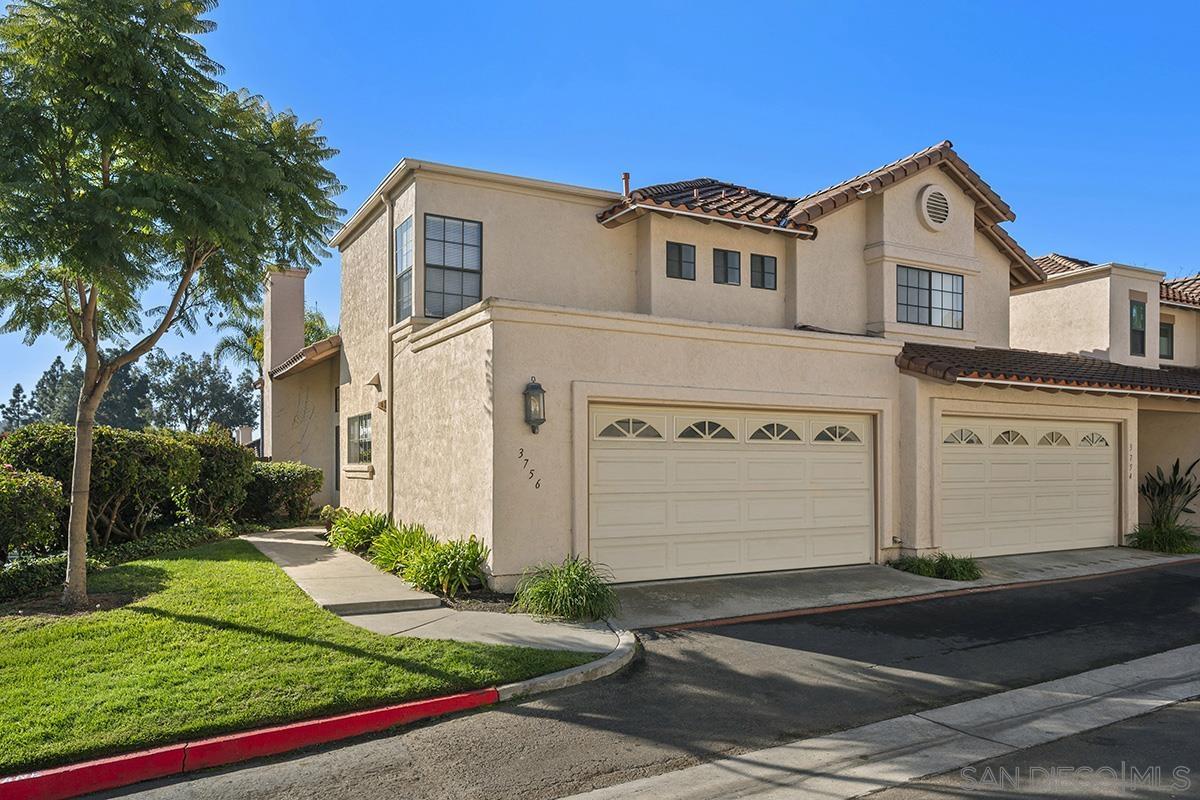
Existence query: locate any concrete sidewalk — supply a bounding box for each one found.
[569,644,1200,799]
[246,527,618,654]
[612,547,1200,629]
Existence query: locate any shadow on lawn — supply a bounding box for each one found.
[127,605,475,683]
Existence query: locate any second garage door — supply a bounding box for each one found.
[940,416,1118,557]
[589,405,875,583]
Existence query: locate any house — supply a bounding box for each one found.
[261,141,1200,590]
[1011,253,1200,508]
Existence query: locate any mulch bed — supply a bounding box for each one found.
[444,589,516,613]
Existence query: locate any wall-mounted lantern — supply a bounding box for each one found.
[523,377,546,434]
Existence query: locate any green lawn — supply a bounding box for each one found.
[0,539,595,775]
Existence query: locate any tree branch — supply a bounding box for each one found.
[111,253,205,371]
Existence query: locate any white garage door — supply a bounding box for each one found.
[588,405,874,583]
[940,416,1118,558]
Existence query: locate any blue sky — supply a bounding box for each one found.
[4,0,1199,399]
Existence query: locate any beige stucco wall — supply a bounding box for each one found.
[1136,400,1200,524]
[792,202,870,333]
[268,359,338,509]
[1108,269,1164,368]
[1010,274,1112,357]
[897,375,1139,551]
[1163,305,1200,367]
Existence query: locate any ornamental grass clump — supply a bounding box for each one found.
[890,552,982,581]
[328,510,393,554]
[368,522,437,574]
[403,536,489,598]
[513,556,619,621]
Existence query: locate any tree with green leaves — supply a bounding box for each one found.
[145,350,257,433]
[0,384,33,431]
[214,303,336,370]
[26,354,152,429]
[0,0,342,606]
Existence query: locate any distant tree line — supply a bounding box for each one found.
[0,350,258,434]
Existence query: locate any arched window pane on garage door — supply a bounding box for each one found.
[678,420,735,440]
[815,424,860,443]
[749,423,801,442]
[944,428,982,445]
[598,418,662,439]
[1080,432,1110,447]
[1039,431,1070,447]
[993,430,1028,445]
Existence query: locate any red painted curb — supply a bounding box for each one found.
[657,555,1200,631]
[0,688,498,800]
[0,744,186,800]
[183,688,497,772]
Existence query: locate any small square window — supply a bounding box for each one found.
[666,242,695,280]
[751,254,776,290]
[714,249,740,285]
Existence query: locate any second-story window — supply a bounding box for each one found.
[666,241,695,280]
[425,214,482,319]
[897,265,963,329]
[1130,299,1146,356]
[751,254,776,290]
[394,216,414,322]
[1161,321,1175,360]
[713,249,740,285]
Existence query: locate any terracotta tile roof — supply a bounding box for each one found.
[596,177,816,236]
[597,140,1043,284]
[898,342,1200,398]
[1036,253,1097,276]
[787,140,1013,226]
[1162,274,1200,308]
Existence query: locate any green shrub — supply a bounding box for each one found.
[168,428,254,524]
[512,556,619,621]
[404,536,489,598]
[890,552,982,581]
[328,510,392,553]
[0,523,239,601]
[0,466,64,564]
[242,461,323,523]
[318,504,350,533]
[1127,523,1198,554]
[0,423,200,546]
[368,522,436,573]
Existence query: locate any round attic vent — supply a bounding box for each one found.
[918,184,951,230]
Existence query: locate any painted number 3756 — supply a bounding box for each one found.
[518,448,542,489]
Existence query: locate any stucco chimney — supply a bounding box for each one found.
[236,425,254,446]
[261,268,307,459]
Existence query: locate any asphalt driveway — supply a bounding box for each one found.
[99,561,1200,800]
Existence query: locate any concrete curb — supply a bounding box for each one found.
[655,555,1200,631]
[0,632,639,800]
[497,629,640,702]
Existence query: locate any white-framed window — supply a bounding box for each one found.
[425,214,482,319]
[814,424,861,443]
[678,420,736,440]
[993,430,1028,446]
[347,413,372,464]
[749,422,800,442]
[598,418,662,439]
[1080,432,1110,447]
[394,216,414,322]
[1038,431,1070,447]
[944,428,982,445]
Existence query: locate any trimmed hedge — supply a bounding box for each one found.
[0,423,199,547]
[0,522,241,602]
[243,461,323,523]
[169,428,255,524]
[0,466,64,564]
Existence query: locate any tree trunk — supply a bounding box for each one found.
[62,391,102,608]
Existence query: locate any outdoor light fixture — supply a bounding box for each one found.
[523,377,546,434]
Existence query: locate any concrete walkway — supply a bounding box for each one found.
[246,527,618,654]
[612,547,1199,629]
[568,643,1200,799]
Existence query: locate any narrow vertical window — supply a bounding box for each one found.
[666,242,695,280]
[394,216,414,321]
[751,254,776,290]
[347,414,372,464]
[424,214,482,319]
[1160,321,1174,360]
[713,249,740,285]
[1130,299,1146,356]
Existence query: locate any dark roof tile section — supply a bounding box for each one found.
[898,342,1200,398]
[1162,274,1200,308]
[1036,253,1097,276]
[597,177,814,235]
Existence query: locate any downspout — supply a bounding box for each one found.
[384,193,396,519]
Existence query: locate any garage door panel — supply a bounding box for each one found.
[590,405,874,582]
[941,416,1117,558]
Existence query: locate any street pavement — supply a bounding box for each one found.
[96,560,1200,800]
